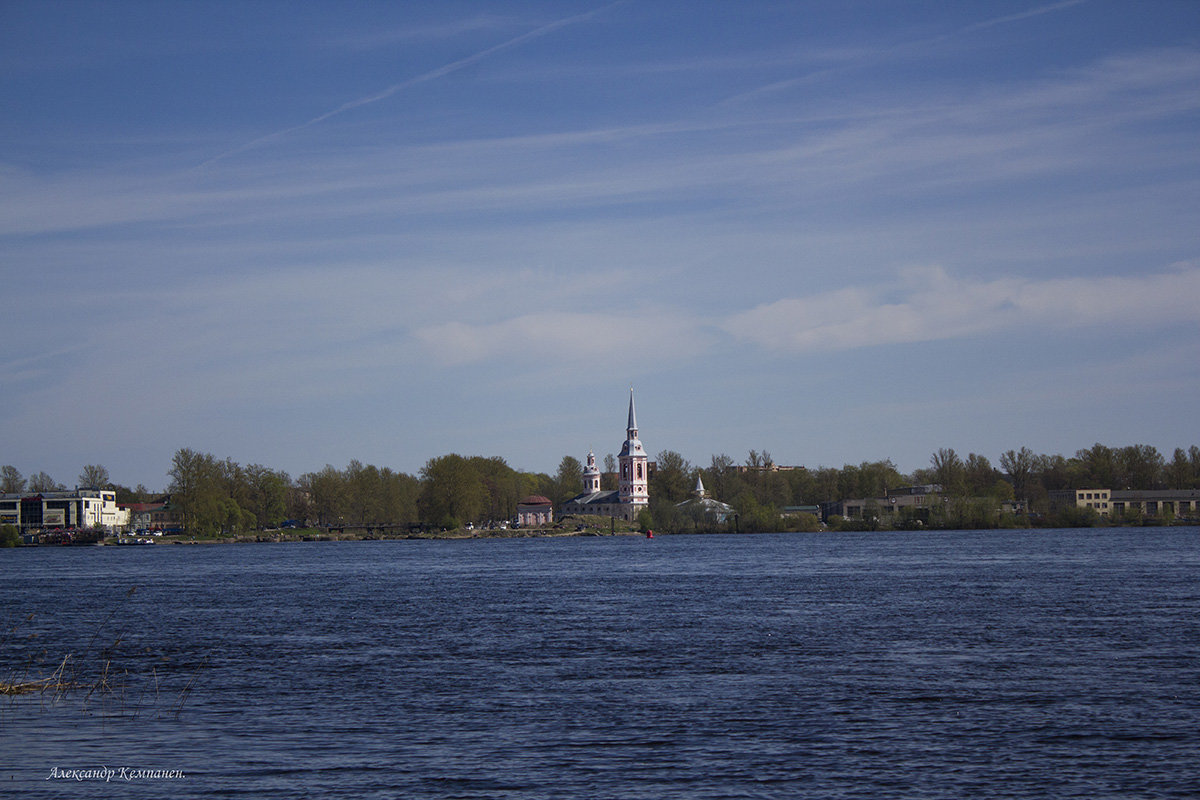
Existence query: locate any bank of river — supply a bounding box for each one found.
[100,516,645,545]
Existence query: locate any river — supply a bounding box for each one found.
[3,528,1198,798]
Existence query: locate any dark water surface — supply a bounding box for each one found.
[3,529,1199,798]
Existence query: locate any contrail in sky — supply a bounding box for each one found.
[725,0,1089,106]
[201,1,626,167]
[935,0,1089,41]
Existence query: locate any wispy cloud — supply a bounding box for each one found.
[730,1,1092,104]
[941,0,1090,40]
[723,264,1200,353]
[201,1,626,166]
[414,309,707,367]
[5,44,1194,247]
[326,15,519,50]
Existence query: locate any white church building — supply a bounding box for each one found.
[559,389,650,522]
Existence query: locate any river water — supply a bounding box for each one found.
[3,529,1199,799]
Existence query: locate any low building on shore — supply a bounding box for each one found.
[1048,488,1200,519]
[842,485,946,520]
[515,495,554,527]
[674,474,735,523]
[1048,489,1113,516]
[120,496,179,532]
[1,488,128,532]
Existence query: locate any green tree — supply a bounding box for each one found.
[1037,453,1074,492]
[651,450,692,503]
[168,449,223,536]
[856,460,905,499]
[1168,447,1199,489]
[1076,443,1118,487]
[552,455,584,505]
[244,464,290,528]
[78,464,110,489]
[0,523,19,547]
[379,468,420,525]
[706,454,737,501]
[218,458,252,533]
[783,467,816,506]
[418,454,487,528]
[112,483,154,504]
[964,453,999,496]
[471,457,523,523]
[602,454,617,490]
[1118,445,1164,490]
[837,463,862,500]
[345,460,382,524]
[931,449,966,496]
[299,465,348,526]
[1,466,24,493]
[810,467,840,504]
[1000,447,1036,503]
[28,471,62,492]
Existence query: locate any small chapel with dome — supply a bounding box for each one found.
[559,389,650,522]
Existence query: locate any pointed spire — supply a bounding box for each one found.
[694,473,706,498]
[627,387,638,434]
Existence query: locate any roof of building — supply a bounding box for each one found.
[517,495,553,507]
[120,502,169,512]
[1,489,113,501]
[564,490,621,506]
[1112,489,1200,500]
[676,496,736,515]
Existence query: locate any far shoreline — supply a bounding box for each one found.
[92,517,651,546]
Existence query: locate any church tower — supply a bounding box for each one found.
[618,388,649,514]
[583,450,601,494]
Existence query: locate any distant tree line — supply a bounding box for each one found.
[642,443,1200,533]
[3,442,1197,536]
[163,450,588,536]
[1,463,155,501]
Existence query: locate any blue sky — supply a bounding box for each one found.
[2,1,1198,490]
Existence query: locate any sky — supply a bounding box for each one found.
[2,1,1199,490]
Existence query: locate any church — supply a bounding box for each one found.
[558,389,650,522]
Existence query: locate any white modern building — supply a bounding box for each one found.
[0,489,129,531]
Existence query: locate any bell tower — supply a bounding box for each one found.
[618,388,649,514]
[583,450,601,494]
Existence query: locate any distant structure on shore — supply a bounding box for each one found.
[516,495,554,527]
[675,473,735,523]
[559,389,650,522]
[0,488,127,532]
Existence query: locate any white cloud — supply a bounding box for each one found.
[723,264,1200,353]
[414,311,706,366]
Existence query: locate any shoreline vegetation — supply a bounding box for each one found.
[4,442,1199,542]
[102,514,649,545]
[90,512,1200,547]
